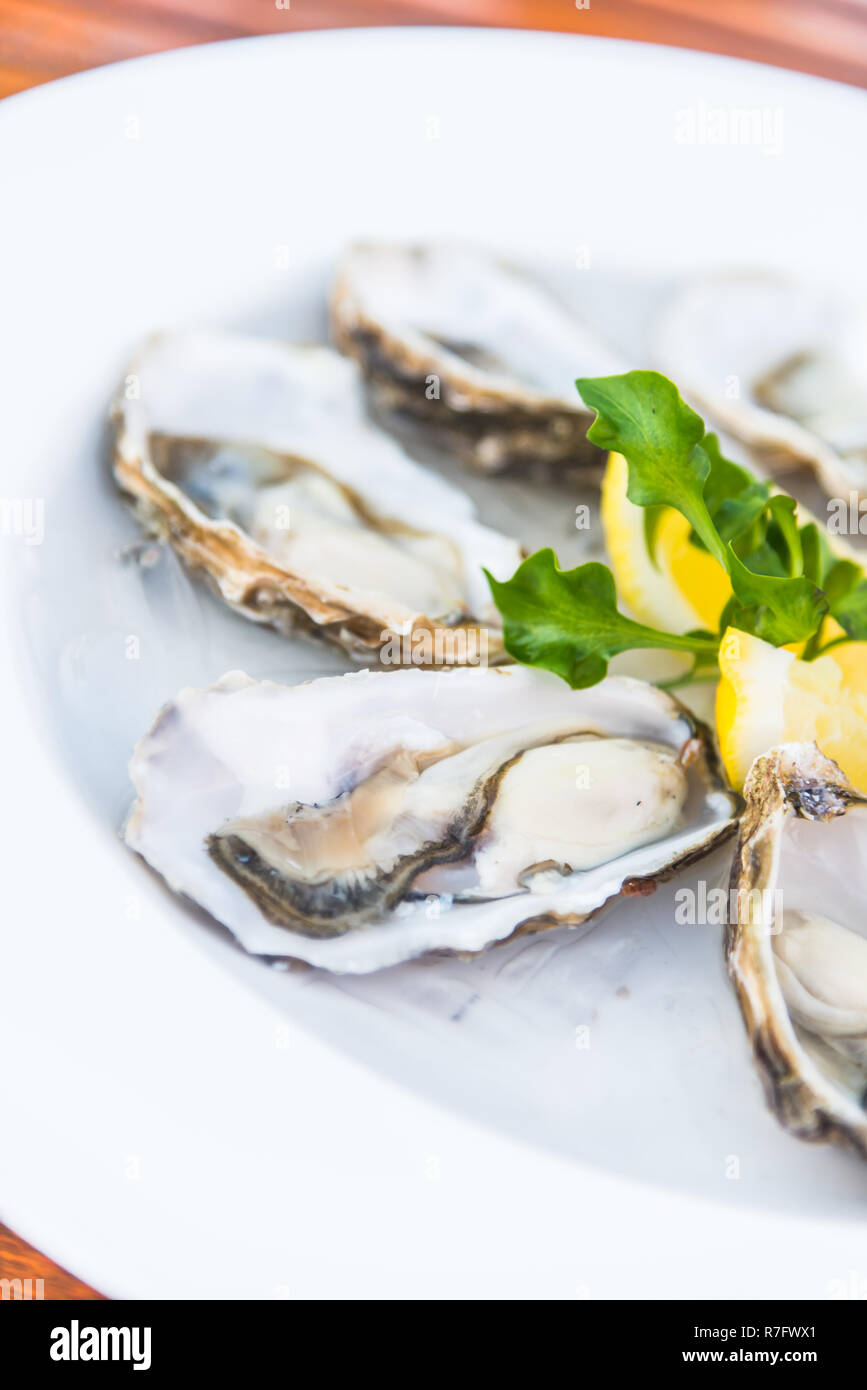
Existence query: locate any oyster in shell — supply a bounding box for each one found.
[727,743,867,1155]
[656,272,867,500]
[330,243,628,472]
[112,331,522,664]
[125,666,739,974]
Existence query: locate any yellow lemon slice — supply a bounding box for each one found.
[716,626,867,792]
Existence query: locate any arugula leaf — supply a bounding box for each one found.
[487,371,861,695]
[799,522,827,587]
[724,548,827,645]
[831,576,867,641]
[686,434,771,554]
[712,482,772,550]
[577,371,826,645]
[764,496,803,576]
[700,433,755,517]
[484,550,718,690]
[821,559,862,609]
[577,372,726,567]
[642,505,666,568]
[736,540,788,579]
[799,522,866,641]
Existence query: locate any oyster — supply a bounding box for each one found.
[125,666,739,973]
[727,743,867,1155]
[655,272,867,500]
[112,331,522,664]
[330,243,628,472]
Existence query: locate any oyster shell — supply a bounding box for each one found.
[125,666,739,973]
[727,742,867,1155]
[112,331,523,664]
[655,272,867,500]
[330,243,628,472]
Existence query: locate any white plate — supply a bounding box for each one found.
[2,29,867,1300]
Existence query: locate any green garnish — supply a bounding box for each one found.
[485,551,718,690]
[486,370,864,690]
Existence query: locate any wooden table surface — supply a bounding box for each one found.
[2,0,866,1303]
[2,0,867,96]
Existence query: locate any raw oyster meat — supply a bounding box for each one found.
[727,743,867,1155]
[330,242,628,472]
[112,331,522,664]
[125,666,739,973]
[656,272,867,500]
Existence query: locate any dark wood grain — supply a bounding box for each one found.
[2,0,865,1302]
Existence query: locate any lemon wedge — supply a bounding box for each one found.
[716,627,867,792]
